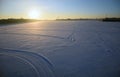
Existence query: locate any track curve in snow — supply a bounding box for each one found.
[0,48,55,77]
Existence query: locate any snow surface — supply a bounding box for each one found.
[0,21,120,77]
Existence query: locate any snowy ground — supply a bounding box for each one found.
[0,21,120,77]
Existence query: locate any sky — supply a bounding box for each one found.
[0,0,120,20]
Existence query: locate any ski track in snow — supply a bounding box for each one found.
[0,48,55,77]
[0,32,77,43]
[0,32,66,40]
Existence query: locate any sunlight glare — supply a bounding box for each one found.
[28,9,41,19]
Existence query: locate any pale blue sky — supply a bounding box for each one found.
[0,0,120,19]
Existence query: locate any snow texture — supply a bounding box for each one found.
[0,21,120,77]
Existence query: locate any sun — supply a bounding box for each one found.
[28,9,41,19]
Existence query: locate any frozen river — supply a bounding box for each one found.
[0,21,120,77]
